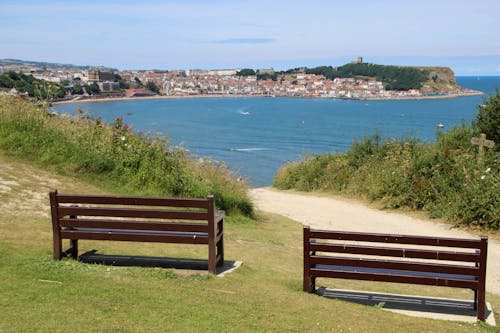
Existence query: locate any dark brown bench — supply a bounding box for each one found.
[303,226,488,321]
[49,190,224,274]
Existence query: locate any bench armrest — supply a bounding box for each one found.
[215,210,225,223]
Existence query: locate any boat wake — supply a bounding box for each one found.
[230,147,271,152]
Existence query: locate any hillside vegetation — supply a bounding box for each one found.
[0,71,66,100]
[0,96,253,216]
[305,63,430,90]
[274,91,500,229]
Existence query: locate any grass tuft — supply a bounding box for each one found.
[0,96,253,216]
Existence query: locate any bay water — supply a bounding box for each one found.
[54,76,500,187]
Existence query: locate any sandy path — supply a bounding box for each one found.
[250,187,500,296]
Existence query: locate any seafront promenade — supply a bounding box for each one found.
[52,89,483,105]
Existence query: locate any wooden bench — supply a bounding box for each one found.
[49,190,224,274]
[303,226,488,321]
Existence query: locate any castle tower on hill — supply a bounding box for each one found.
[351,56,363,64]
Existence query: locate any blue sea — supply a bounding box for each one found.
[54,76,500,187]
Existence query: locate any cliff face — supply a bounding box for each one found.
[417,66,462,94]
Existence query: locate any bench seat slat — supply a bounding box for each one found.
[60,229,209,244]
[59,218,209,233]
[309,243,480,262]
[310,266,478,289]
[309,230,482,248]
[310,256,479,277]
[58,207,209,220]
[56,194,209,209]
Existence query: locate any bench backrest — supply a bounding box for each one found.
[50,189,220,245]
[304,227,488,288]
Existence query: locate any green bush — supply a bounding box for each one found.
[0,96,253,217]
[273,98,499,229]
[474,88,500,147]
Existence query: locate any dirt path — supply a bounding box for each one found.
[250,187,500,296]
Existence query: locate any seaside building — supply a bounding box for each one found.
[87,69,115,82]
[257,68,275,74]
[98,81,120,92]
[208,69,239,76]
[125,88,148,97]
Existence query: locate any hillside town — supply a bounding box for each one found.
[0,60,481,101]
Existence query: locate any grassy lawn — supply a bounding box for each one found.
[0,153,498,332]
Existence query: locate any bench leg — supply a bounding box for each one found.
[216,233,224,267]
[303,274,310,292]
[477,288,486,321]
[217,220,224,266]
[70,239,78,259]
[208,243,216,274]
[303,275,316,293]
[53,234,62,260]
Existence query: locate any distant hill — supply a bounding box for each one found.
[305,62,461,92]
[0,59,114,71]
[416,66,461,94]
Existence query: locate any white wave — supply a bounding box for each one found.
[230,147,270,152]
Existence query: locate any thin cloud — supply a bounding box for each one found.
[212,38,275,44]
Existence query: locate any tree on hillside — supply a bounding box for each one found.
[474,88,500,148]
[146,81,160,94]
[256,73,278,81]
[0,74,14,88]
[305,66,337,79]
[85,82,100,95]
[71,84,84,95]
[134,77,143,87]
[114,74,130,89]
[236,69,256,76]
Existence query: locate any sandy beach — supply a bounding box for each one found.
[51,94,264,105]
[51,89,483,105]
[250,187,500,296]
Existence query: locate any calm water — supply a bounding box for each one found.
[54,76,500,187]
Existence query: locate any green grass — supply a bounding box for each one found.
[1,153,499,332]
[0,96,252,216]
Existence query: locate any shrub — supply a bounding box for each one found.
[0,96,253,217]
[474,88,500,147]
[272,97,499,229]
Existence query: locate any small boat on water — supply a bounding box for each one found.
[436,123,445,129]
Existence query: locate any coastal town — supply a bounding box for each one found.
[0,59,482,101]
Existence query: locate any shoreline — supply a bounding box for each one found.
[52,90,484,105]
[355,90,483,101]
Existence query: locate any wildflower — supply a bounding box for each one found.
[121,136,126,141]
[481,175,485,180]
[485,167,491,173]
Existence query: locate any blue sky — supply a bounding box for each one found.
[1,0,499,74]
